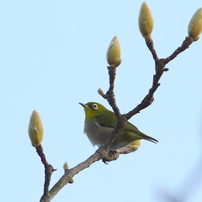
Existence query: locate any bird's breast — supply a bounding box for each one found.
[84,118,113,147]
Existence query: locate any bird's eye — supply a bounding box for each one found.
[91,104,98,110]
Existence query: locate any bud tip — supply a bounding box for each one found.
[28,110,44,147]
[106,36,121,67]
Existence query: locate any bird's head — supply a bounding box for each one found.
[79,102,107,122]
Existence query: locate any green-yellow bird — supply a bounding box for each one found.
[80,102,158,152]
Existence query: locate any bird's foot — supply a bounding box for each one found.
[102,151,119,164]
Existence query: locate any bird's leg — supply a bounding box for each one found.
[102,151,119,164]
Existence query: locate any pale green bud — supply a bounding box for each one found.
[106,36,121,67]
[188,8,202,41]
[138,2,154,39]
[28,110,44,147]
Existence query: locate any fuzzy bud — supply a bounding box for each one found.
[63,162,69,170]
[138,2,154,40]
[28,110,44,147]
[188,8,202,41]
[97,88,105,96]
[106,36,121,67]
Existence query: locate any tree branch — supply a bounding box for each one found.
[36,145,56,202]
[38,35,195,202]
[126,36,193,120]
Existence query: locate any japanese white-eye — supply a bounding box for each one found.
[80,102,158,152]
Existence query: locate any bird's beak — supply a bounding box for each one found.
[79,103,88,108]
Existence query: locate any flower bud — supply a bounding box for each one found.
[28,110,44,147]
[188,8,202,41]
[97,88,105,96]
[106,36,121,67]
[63,162,69,170]
[138,2,154,39]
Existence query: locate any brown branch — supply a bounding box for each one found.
[145,38,159,61]
[44,148,107,201]
[97,37,193,158]
[36,145,56,201]
[38,35,195,202]
[106,66,121,117]
[125,36,193,120]
[164,37,193,64]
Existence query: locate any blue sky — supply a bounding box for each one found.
[1,0,202,202]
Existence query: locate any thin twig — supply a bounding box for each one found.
[106,66,121,117]
[164,37,193,64]
[126,36,193,120]
[36,145,56,201]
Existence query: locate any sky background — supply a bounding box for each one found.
[1,0,202,202]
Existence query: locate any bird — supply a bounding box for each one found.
[80,102,158,152]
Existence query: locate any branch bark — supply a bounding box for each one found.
[38,36,194,202]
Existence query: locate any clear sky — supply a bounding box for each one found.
[1,0,202,202]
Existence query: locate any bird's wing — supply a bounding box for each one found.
[124,122,158,143]
[95,111,139,132]
[95,111,140,131]
[123,121,140,132]
[94,111,117,128]
[95,112,158,143]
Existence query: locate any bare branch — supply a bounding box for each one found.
[164,37,193,64]
[44,150,104,201]
[36,145,56,201]
[38,36,196,202]
[126,36,193,120]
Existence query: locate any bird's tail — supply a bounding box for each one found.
[140,133,158,143]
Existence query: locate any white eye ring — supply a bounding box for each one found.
[91,104,98,110]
